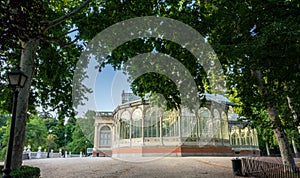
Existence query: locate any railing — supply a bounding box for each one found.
[241,158,300,178]
[95,112,113,117]
[22,151,85,159]
[23,152,62,159]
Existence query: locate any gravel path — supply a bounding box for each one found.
[2,156,299,177]
[19,157,238,178]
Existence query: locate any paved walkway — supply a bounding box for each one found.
[21,157,239,178]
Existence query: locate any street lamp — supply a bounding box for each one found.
[47,129,53,158]
[64,133,67,158]
[3,67,28,178]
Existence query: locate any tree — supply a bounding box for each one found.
[77,110,95,144]
[75,1,213,110]
[25,116,48,151]
[0,116,9,161]
[0,0,92,170]
[205,0,300,171]
[66,121,92,154]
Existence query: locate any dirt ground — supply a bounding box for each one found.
[21,157,237,178]
[3,156,299,178]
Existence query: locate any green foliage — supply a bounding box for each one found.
[77,111,94,144]
[205,0,300,161]
[67,111,94,154]
[0,117,9,160]
[25,116,48,151]
[34,42,83,120]
[76,1,211,110]
[0,0,88,119]
[0,115,9,148]
[0,112,96,157]
[66,122,92,154]
[0,165,40,178]
[206,0,300,122]
[0,0,92,169]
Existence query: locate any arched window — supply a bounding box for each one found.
[181,108,196,137]
[100,126,111,146]
[240,129,246,145]
[132,108,142,138]
[244,127,249,145]
[144,107,161,138]
[230,126,240,145]
[199,107,211,138]
[221,112,229,139]
[253,129,258,146]
[213,109,221,138]
[231,132,237,145]
[162,110,178,137]
[120,111,130,139]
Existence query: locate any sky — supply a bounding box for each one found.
[95,64,131,111]
[67,29,134,113]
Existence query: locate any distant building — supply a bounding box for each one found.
[93,92,260,157]
[121,90,140,104]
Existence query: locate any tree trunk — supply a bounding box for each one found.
[267,106,298,172]
[265,142,270,156]
[292,137,300,158]
[286,95,300,126]
[253,70,298,172]
[10,39,39,170]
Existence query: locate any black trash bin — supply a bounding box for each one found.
[96,152,99,157]
[232,158,242,176]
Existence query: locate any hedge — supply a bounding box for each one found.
[0,165,40,178]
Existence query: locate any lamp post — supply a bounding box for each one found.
[47,129,53,158]
[64,133,67,158]
[2,67,28,178]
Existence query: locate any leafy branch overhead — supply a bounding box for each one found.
[0,0,93,170]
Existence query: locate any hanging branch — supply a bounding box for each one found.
[42,0,93,33]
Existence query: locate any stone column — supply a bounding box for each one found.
[254,130,259,146]
[220,119,224,145]
[111,124,115,149]
[195,110,199,139]
[37,146,41,159]
[156,114,159,138]
[246,127,250,145]
[160,114,163,145]
[228,126,232,145]
[129,117,132,147]
[118,121,120,147]
[238,127,242,145]
[27,145,31,159]
[142,109,145,145]
[178,110,182,144]
[211,108,215,139]
[94,123,99,149]
[59,149,62,157]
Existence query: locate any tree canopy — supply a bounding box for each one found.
[205,0,299,169]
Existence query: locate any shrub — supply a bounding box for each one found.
[0,165,40,178]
